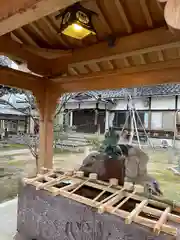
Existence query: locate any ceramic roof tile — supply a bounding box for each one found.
[62,83,180,101]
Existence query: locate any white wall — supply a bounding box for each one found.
[111,98,149,110]
[134,98,149,110]
[111,99,127,110]
[66,102,80,109]
[80,103,96,109]
[65,96,176,111]
[66,101,106,110]
[151,96,175,110]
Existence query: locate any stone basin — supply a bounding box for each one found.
[14,180,180,240]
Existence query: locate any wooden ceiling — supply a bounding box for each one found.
[1,0,180,92]
[10,0,165,49]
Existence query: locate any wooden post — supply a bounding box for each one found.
[33,81,60,172]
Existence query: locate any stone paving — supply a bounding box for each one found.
[0,198,17,240]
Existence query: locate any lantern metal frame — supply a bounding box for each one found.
[56,2,97,39]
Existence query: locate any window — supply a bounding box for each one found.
[162,112,175,131]
[113,111,146,129]
[151,111,175,131]
[151,112,162,130]
[113,111,127,128]
[135,111,145,129]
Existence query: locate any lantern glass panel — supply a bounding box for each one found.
[62,23,94,39]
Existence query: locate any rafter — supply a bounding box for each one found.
[15,28,39,47]
[0,0,82,36]
[140,0,153,27]
[10,32,23,44]
[139,54,146,64]
[42,17,69,47]
[123,58,131,67]
[29,22,50,44]
[157,50,164,61]
[88,63,101,72]
[106,60,114,70]
[68,67,79,75]
[114,0,132,33]
[96,0,113,34]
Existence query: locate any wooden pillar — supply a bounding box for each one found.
[33,81,59,171]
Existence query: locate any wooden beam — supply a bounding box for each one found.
[0,35,47,72]
[3,27,180,78]
[0,35,67,76]
[0,66,44,91]
[0,0,82,36]
[57,67,180,92]
[52,58,180,92]
[51,27,180,75]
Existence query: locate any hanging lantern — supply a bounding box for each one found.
[56,2,97,40]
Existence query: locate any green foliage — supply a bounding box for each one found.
[99,128,120,159]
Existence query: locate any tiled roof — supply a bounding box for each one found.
[86,84,180,98]
[0,106,25,115]
[63,84,180,101]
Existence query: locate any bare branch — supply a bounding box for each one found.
[54,93,73,117]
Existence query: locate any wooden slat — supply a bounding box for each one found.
[139,204,180,224]
[114,209,177,236]
[157,50,164,61]
[125,199,148,224]
[139,54,146,64]
[36,174,71,190]
[93,183,113,202]
[154,207,171,235]
[123,57,131,67]
[111,190,137,213]
[100,202,177,236]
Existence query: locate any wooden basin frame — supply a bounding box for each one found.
[0,0,179,170]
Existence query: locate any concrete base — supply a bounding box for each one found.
[15,182,177,240]
[168,166,180,175]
